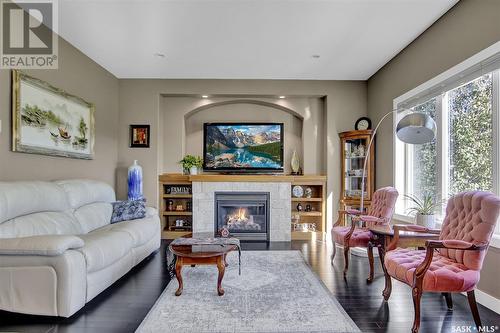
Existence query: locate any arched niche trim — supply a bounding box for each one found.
[184,99,304,121]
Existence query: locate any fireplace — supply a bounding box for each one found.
[214,192,269,241]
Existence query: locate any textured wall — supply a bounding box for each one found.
[0,38,119,186]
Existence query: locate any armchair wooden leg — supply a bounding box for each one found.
[411,287,423,333]
[467,290,482,330]
[331,240,337,264]
[442,292,453,309]
[367,242,374,283]
[343,244,350,277]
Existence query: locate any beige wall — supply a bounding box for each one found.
[367,0,500,298]
[0,38,119,186]
[118,80,367,231]
[162,96,325,174]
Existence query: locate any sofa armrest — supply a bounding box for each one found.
[0,235,84,256]
[145,206,159,218]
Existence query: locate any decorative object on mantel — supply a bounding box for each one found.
[167,200,174,211]
[296,203,303,211]
[305,204,312,212]
[175,205,184,211]
[179,155,203,175]
[11,70,95,159]
[354,116,372,130]
[166,185,191,195]
[129,124,150,148]
[292,185,303,198]
[127,160,143,200]
[304,187,312,198]
[404,193,441,229]
[290,150,301,174]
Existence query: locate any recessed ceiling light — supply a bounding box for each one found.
[279,96,285,99]
[312,54,320,59]
[202,95,209,98]
[154,53,165,58]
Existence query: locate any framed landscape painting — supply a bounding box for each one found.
[12,70,95,159]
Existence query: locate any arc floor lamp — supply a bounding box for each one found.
[359,111,437,212]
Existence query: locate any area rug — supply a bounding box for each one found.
[136,251,359,333]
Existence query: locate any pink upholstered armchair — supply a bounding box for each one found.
[384,191,500,333]
[331,186,398,279]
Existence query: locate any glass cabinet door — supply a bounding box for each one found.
[343,137,369,199]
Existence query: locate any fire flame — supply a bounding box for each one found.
[237,208,247,220]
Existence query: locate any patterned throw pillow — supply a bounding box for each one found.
[111,198,146,224]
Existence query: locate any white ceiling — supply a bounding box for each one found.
[58,0,458,80]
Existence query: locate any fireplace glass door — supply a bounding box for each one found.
[215,192,269,240]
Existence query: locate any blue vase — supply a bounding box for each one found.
[128,160,143,200]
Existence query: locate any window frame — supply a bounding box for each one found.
[392,41,500,247]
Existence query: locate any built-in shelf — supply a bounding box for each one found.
[163,194,192,198]
[291,197,322,202]
[291,231,323,240]
[163,211,192,216]
[291,211,322,217]
[162,230,191,239]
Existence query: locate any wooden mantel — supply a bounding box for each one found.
[159,173,326,183]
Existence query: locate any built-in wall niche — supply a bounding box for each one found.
[160,97,326,175]
[184,103,303,174]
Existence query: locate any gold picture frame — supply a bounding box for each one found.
[12,70,95,159]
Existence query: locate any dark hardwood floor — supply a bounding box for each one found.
[1,239,499,333]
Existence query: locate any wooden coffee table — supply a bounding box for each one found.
[368,224,440,300]
[169,243,237,296]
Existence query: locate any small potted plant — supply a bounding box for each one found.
[404,193,441,229]
[179,155,203,175]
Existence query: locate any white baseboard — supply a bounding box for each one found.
[461,289,500,314]
[474,290,500,314]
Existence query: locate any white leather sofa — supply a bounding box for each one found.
[0,179,161,317]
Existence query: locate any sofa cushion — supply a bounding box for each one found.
[0,211,82,239]
[98,215,159,248]
[77,230,134,273]
[110,199,146,224]
[0,181,69,224]
[332,226,372,247]
[74,202,113,234]
[55,180,115,209]
[384,248,480,292]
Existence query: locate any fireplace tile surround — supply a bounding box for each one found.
[192,182,291,241]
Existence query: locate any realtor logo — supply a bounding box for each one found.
[1,0,58,69]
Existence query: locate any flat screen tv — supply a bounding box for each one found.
[203,122,284,173]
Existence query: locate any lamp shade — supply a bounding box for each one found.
[396,112,436,144]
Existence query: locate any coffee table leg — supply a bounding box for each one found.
[217,256,225,296]
[175,258,183,296]
[224,254,228,267]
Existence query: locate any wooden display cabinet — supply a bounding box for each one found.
[338,130,375,225]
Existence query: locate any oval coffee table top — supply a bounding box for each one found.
[169,244,237,258]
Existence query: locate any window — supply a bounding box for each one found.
[394,48,500,239]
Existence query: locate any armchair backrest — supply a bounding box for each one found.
[440,191,500,270]
[367,186,399,222]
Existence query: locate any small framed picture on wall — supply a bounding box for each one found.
[130,125,150,148]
